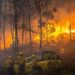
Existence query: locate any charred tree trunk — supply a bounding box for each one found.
[39,12,42,51]
[22,16,24,46]
[28,4,32,54]
[0,1,2,50]
[21,0,25,46]
[3,0,6,50]
[39,1,42,51]
[69,1,71,41]
[9,0,14,44]
[13,0,19,52]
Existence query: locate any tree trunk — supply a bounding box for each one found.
[22,17,24,46]
[13,0,19,51]
[0,1,2,50]
[69,1,71,41]
[28,4,32,55]
[3,0,6,50]
[22,1,25,46]
[39,2,42,52]
[9,0,14,46]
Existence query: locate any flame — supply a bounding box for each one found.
[0,9,75,50]
[33,21,75,43]
[1,20,75,50]
[1,30,15,49]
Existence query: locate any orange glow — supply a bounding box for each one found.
[0,8,75,50]
[60,48,65,54]
[1,30,15,49]
[33,20,75,43]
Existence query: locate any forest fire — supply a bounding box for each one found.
[0,19,75,50]
[33,21,75,43]
[1,30,14,49]
[0,0,75,51]
[0,1,75,75]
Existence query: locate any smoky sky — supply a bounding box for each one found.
[54,0,75,10]
[0,0,75,30]
[50,0,75,11]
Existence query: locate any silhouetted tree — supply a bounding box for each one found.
[9,0,14,47]
[0,0,2,50]
[13,0,20,51]
[3,0,6,50]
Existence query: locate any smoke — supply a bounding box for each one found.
[0,0,75,49]
[54,0,75,11]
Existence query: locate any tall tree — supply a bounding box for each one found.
[0,0,2,50]
[33,0,43,51]
[32,0,55,51]
[69,0,71,41]
[9,0,14,46]
[3,0,6,50]
[28,0,32,54]
[21,0,25,46]
[13,0,19,51]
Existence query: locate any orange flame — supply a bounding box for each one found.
[33,21,75,43]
